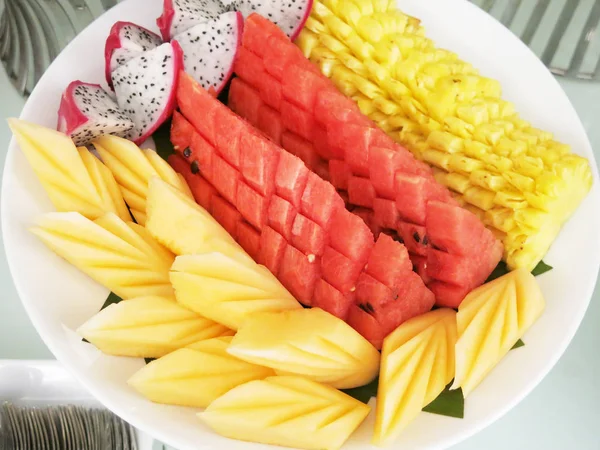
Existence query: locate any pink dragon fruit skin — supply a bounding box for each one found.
[111,41,184,145]
[157,0,228,42]
[173,11,243,95]
[57,81,135,146]
[104,21,163,89]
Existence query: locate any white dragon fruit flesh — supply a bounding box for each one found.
[224,0,313,39]
[157,0,229,41]
[105,21,163,89]
[57,81,135,146]
[173,11,242,95]
[111,41,184,145]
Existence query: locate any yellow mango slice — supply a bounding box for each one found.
[200,375,371,450]
[170,253,300,330]
[452,268,545,397]
[145,177,246,259]
[78,296,233,358]
[8,119,105,219]
[128,336,273,407]
[227,308,379,389]
[93,135,192,225]
[30,212,174,299]
[373,309,457,446]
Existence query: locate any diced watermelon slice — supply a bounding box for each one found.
[352,207,381,237]
[274,151,309,207]
[347,305,385,350]
[368,146,427,199]
[373,197,399,229]
[341,125,377,177]
[278,244,319,305]
[313,280,354,321]
[214,107,247,168]
[411,254,431,285]
[178,73,219,145]
[348,175,376,208]
[313,125,340,160]
[234,47,267,86]
[259,226,286,275]
[257,105,283,145]
[240,133,280,196]
[328,208,374,264]
[427,249,477,287]
[168,154,217,212]
[355,273,395,309]
[397,222,428,257]
[236,182,268,230]
[425,201,486,255]
[263,34,315,81]
[300,172,344,229]
[267,195,296,240]
[321,246,363,293]
[243,14,287,58]
[314,160,331,182]
[281,132,321,170]
[211,196,241,238]
[394,174,430,225]
[171,111,195,152]
[329,160,351,190]
[365,234,413,288]
[291,214,327,256]
[190,131,216,183]
[314,90,360,126]
[228,78,263,126]
[237,221,262,261]
[281,100,316,141]
[428,281,470,309]
[258,74,283,110]
[211,154,241,205]
[282,66,330,111]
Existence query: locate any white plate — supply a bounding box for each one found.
[2,1,600,449]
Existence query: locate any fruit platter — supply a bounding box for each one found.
[2,0,600,449]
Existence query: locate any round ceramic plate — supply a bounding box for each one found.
[2,0,600,449]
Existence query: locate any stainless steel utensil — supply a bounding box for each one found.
[472,0,600,80]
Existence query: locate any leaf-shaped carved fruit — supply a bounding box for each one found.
[30,212,175,300]
[78,296,233,358]
[227,308,380,389]
[8,119,117,220]
[200,375,371,450]
[170,253,301,330]
[373,308,457,447]
[93,135,193,225]
[451,268,545,397]
[128,336,273,407]
[146,177,245,259]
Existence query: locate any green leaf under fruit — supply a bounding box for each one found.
[153,119,175,161]
[101,292,123,310]
[511,339,525,349]
[423,384,464,419]
[145,358,156,364]
[531,260,553,276]
[342,377,378,404]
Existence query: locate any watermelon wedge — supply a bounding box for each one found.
[170,73,435,348]
[228,14,503,309]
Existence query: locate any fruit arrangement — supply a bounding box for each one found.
[6,0,592,448]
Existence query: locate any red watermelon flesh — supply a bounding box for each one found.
[168,154,216,212]
[281,132,321,170]
[241,13,286,58]
[175,73,437,348]
[347,305,386,350]
[234,47,267,87]
[177,74,219,145]
[228,14,503,310]
[258,105,283,145]
[365,233,413,288]
[171,111,195,152]
[228,78,262,126]
[259,74,283,110]
[214,107,245,168]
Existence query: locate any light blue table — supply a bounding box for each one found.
[1,67,599,449]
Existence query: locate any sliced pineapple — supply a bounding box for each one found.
[146,177,247,260]
[78,296,233,358]
[170,253,301,330]
[30,212,175,299]
[93,135,192,225]
[200,375,371,450]
[227,308,379,389]
[8,119,126,220]
[451,268,545,397]
[128,336,273,407]
[297,0,593,270]
[373,309,457,446]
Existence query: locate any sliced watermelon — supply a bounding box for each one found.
[229,14,503,310]
[313,279,354,321]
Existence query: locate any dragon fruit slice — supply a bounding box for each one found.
[224,0,313,39]
[157,0,228,41]
[173,11,242,94]
[57,81,135,146]
[105,21,163,89]
[111,41,184,145]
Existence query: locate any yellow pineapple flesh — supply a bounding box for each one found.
[170,252,301,330]
[373,309,457,446]
[200,375,371,450]
[128,336,273,407]
[7,119,126,220]
[30,212,175,300]
[78,296,233,358]
[451,268,545,397]
[227,307,380,389]
[93,135,193,225]
[297,0,593,270]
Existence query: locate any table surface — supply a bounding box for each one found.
[2,52,600,450]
